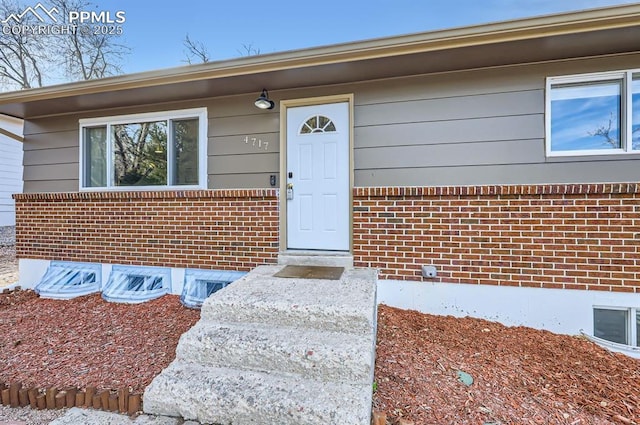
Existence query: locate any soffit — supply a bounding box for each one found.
[0,14,638,118]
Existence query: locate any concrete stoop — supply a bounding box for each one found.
[277,250,354,268]
[143,265,378,425]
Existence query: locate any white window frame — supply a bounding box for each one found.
[593,305,639,348]
[180,269,247,308]
[35,261,102,299]
[102,265,172,304]
[79,108,208,191]
[546,69,638,157]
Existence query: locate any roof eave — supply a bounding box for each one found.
[0,3,639,107]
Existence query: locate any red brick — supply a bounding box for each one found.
[14,190,279,271]
[353,183,640,292]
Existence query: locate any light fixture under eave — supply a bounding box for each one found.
[254,89,275,110]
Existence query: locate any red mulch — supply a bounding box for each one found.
[0,291,199,392]
[374,305,640,425]
[2,291,639,423]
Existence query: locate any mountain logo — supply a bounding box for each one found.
[2,3,59,24]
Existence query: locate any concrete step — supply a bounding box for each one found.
[201,266,377,334]
[143,362,372,425]
[175,321,374,384]
[278,250,354,268]
[145,265,377,425]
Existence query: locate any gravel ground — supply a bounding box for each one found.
[0,226,18,287]
[0,404,67,425]
[0,226,15,246]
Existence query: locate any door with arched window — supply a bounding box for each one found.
[286,102,350,251]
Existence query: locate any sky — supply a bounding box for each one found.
[91,0,639,75]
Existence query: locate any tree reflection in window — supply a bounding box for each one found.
[173,119,199,185]
[112,121,168,186]
[300,115,336,134]
[550,80,621,152]
[632,76,640,150]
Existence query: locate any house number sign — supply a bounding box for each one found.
[243,136,269,151]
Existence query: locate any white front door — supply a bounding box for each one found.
[286,102,350,251]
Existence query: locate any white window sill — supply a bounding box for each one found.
[546,149,640,158]
[79,184,206,192]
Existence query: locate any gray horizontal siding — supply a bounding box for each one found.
[209,133,279,155]
[208,153,279,175]
[23,131,77,151]
[354,90,542,127]
[24,163,78,181]
[355,139,544,169]
[210,173,279,189]
[20,52,640,193]
[23,95,281,192]
[355,160,640,186]
[354,114,543,148]
[23,147,78,166]
[23,179,77,193]
[209,113,279,138]
[24,116,77,135]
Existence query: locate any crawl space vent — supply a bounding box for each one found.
[181,269,246,309]
[102,265,171,304]
[35,261,101,300]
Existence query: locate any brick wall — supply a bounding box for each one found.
[13,190,279,271]
[353,184,640,292]
[14,184,640,293]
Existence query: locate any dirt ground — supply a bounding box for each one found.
[374,305,640,424]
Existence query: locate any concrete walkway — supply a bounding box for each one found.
[144,265,378,425]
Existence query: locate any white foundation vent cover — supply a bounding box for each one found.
[180,269,246,309]
[102,265,171,304]
[35,261,102,300]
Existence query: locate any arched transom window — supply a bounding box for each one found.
[300,115,336,134]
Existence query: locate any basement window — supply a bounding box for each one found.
[593,307,640,347]
[180,269,246,309]
[102,265,171,303]
[35,261,101,299]
[79,108,207,190]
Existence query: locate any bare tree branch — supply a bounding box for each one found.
[0,0,49,89]
[51,0,128,80]
[237,43,260,57]
[0,0,128,91]
[588,112,619,148]
[183,34,210,64]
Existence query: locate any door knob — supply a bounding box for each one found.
[286,183,294,200]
